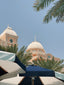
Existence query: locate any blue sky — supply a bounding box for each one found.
[0,0,64,59]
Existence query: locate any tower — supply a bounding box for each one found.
[0,25,18,47]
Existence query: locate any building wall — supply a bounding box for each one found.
[0,39,2,45]
[27,48,46,57]
[0,34,6,41]
[27,48,60,62]
[0,39,7,47]
[0,33,18,47]
[6,34,18,46]
[47,53,60,61]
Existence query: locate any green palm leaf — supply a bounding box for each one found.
[33,56,64,72]
[34,0,54,11]
[43,0,64,23]
[17,46,32,66]
[33,0,64,23]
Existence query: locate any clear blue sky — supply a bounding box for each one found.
[0,0,64,59]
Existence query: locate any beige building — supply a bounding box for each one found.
[0,25,18,47]
[26,41,60,62]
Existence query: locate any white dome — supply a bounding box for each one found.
[0,26,17,36]
[27,41,44,50]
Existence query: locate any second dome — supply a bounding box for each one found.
[26,41,44,50]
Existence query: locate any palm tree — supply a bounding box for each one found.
[33,57,64,72]
[34,0,64,23]
[17,46,32,66]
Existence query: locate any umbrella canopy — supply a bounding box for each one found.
[55,72,64,81]
[0,76,43,85]
[14,56,26,71]
[0,51,15,61]
[0,76,64,85]
[0,60,25,80]
[20,65,55,77]
[0,56,64,85]
[0,75,24,85]
[40,77,64,85]
[15,57,64,82]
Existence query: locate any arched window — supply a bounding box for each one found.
[10,39,13,43]
[48,56,51,58]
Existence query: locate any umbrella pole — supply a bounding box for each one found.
[32,77,35,85]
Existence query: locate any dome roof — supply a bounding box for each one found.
[27,41,44,50]
[0,26,17,36]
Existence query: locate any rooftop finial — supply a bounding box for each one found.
[8,24,9,28]
[7,24,12,30]
[34,35,36,41]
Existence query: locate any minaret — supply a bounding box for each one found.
[8,24,9,28]
[34,36,36,42]
[0,25,18,47]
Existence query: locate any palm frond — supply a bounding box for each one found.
[43,0,64,23]
[33,56,64,72]
[34,0,54,11]
[17,46,32,66]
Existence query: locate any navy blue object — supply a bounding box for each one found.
[20,65,55,77]
[14,56,55,77]
[14,56,26,71]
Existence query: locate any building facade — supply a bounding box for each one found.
[26,41,60,62]
[0,26,18,47]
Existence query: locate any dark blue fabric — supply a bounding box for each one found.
[14,56,26,71]
[19,77,43,85]
[14,57,55,77]
[26,65,53,71]
[20,65,55,77]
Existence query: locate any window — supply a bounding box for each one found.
[10,39,13,43]
[48,56,51,58]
